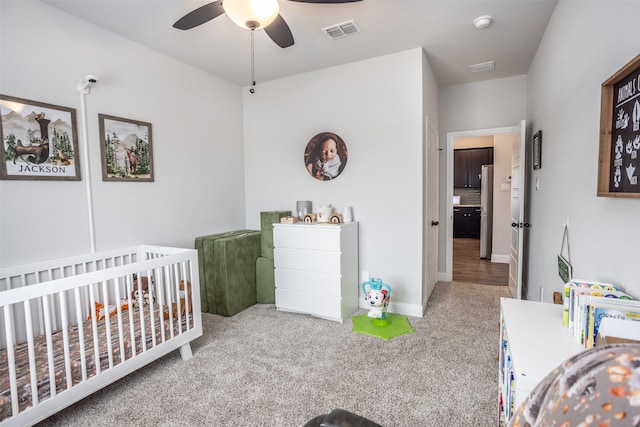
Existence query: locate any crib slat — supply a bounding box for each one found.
[147,269,157,348]
[169,265,179,332]
[125,274,137,358]
[136,273,148,353]
[88,285,101,376]
[73,287,88,383]
[159,266,167,343]
[42,297,57,399]
[58,292,73,390]
[114,277,125,364]
[101,280,114,369]
[45,273,59,334]
[3,305,19,418]
[164,266,176,336]
[182,261,191,332]
[23,300,40,407]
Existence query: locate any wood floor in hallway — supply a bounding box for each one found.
[453,238,509,286]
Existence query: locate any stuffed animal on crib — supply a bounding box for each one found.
[164,280,193,320]
[131,274,156,307]
[362,278,391,320]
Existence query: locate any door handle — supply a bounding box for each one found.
[511,222,531,228]
[431,221,439,226]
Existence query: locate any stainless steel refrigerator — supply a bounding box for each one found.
[480,165,494,259]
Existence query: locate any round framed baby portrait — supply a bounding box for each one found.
[303,132,348,181]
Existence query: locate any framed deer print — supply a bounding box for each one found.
[99,114,154,182]
[0,94,80,180]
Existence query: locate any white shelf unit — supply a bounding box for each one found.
[273,221,358,323]
[498,298,584,426]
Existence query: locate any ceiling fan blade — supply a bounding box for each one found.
[288,0,362,3]
[264,14,294,48]
[173,1,225,30]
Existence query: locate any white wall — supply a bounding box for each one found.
[438,75,528,271]
[454,136,493,149]
[0,1,246,266]
[525,1,640,300]
[242,48,436,315]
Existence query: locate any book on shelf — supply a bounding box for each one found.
[563,279,624,330]
[560,278,640,348]
[573,290,632,341]
[586,298,640,348]
[597,316,640,346]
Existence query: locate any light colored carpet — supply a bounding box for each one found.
[37,281,511,427]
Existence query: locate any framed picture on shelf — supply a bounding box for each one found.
[0,94,80,180]
[99,114,154,182]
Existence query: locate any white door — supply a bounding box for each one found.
[425,118,439,303]
[508,120,527,299]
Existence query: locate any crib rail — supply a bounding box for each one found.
[0,245,202,426]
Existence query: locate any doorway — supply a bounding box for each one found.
[445,127,515,286]
[453,238,508,285]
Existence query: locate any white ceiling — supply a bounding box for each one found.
[43,0,557,88]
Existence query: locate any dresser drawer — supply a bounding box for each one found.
[274,247,341,274]
[275,268,342,296]
[273,225,341,251]
[276,288,342,321]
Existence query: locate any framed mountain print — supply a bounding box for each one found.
[99,114,154,182]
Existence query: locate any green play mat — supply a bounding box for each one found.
[352,313,414,341]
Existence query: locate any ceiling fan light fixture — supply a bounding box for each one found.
[224,0,280,29]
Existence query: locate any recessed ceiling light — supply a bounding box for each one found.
[473,15,493,30]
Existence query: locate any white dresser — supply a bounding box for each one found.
[273,221,358,323]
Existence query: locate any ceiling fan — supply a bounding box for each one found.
[173,0,362,48]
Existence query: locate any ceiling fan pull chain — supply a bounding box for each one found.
[249,28,256,94]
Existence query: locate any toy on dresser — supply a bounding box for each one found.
[362,278,391,320]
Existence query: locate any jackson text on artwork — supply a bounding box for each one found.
[0,95,80,181]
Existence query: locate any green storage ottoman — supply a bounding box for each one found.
[212,231,262,316]
[260,211,291,259]
[195,230,252,313]
[256,256,275,304]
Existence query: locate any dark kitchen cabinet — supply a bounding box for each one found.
[454,148,494,188]
[453,206,481,238]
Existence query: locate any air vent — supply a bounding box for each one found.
[470,61,495,73]
[322,19,361,40]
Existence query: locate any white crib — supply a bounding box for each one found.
[0,245,202,427]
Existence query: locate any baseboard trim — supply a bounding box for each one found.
[491,254,509,264]
[359,299,424,318]
[438,272,451,282]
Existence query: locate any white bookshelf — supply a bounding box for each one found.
[498,298,584,425]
